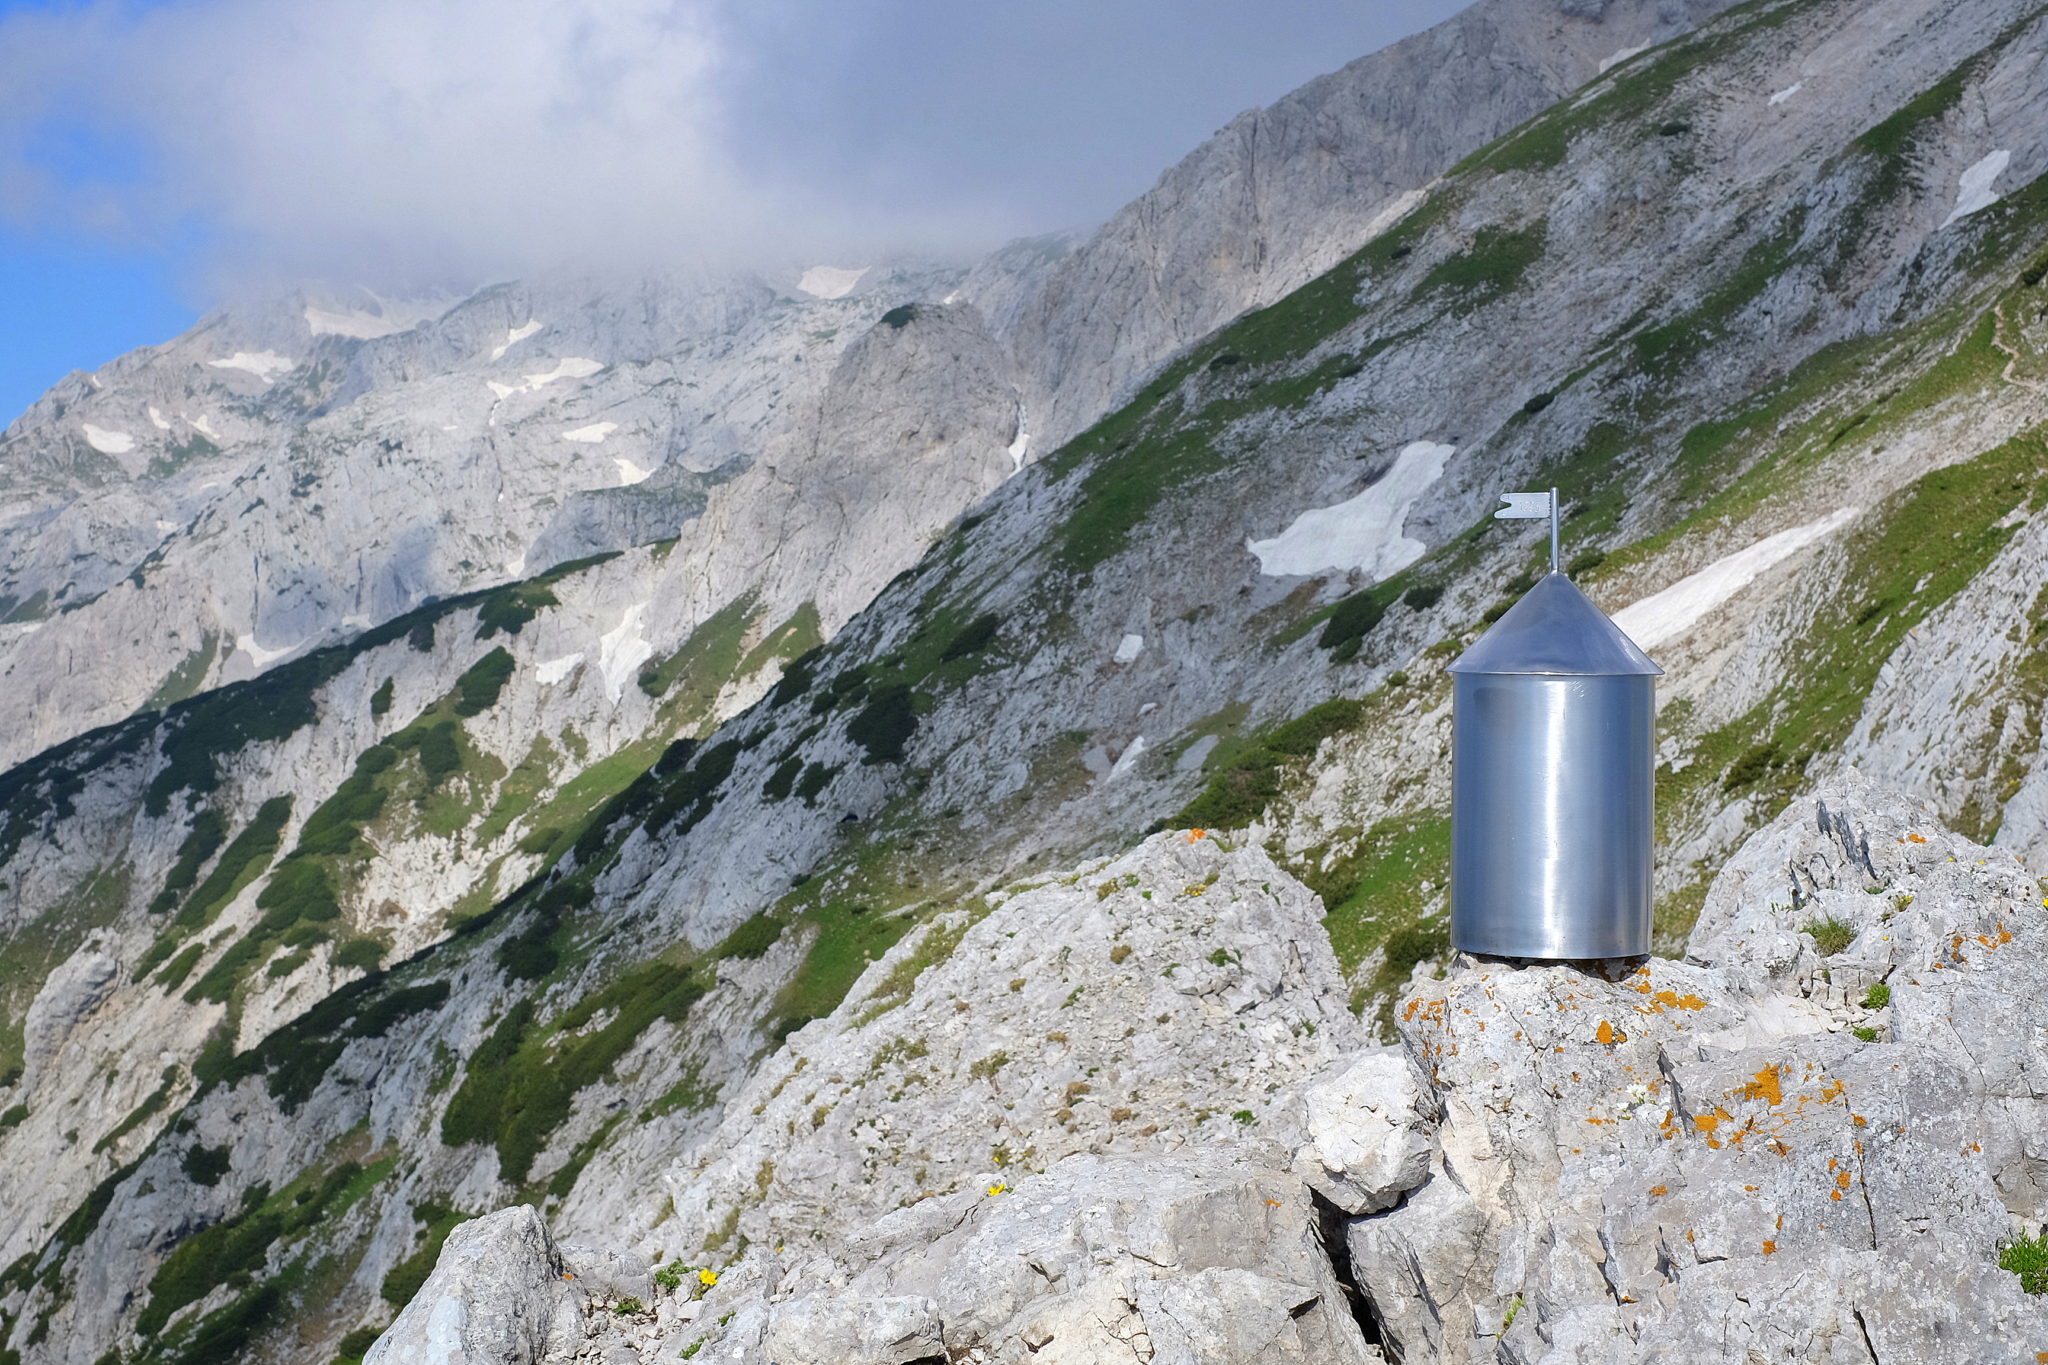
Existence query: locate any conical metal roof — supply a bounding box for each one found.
[1448,571,1662,676]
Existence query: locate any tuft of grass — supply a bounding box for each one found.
[1999,1232,2048,1295]
[1860,982,1891,1010]
[1802,916,1855,957]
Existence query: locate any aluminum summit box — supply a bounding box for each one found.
[1446,571,1662,959]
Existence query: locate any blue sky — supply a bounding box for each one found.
[0,0,1466,427]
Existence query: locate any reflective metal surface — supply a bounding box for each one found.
[1448,571,1660,959]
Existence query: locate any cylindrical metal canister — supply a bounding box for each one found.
[1447,572,1661,959]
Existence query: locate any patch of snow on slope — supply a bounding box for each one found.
[797,266,869,299]
[562,422,617,444]
[1769,82,1804,106]
[614,458,651,486]
[487,381,521,400]
[303,295,443,339]
[598,603,656,702]
[1114,634,1144,664]
[1611,507,1860,650]
[1599,44,1648,73]
[1007,415,1030,472]
[189,414,219,439]
[490,320,543,360]
[536,653,585,686]
[81,425,135,455]
[1942,150,2011,228]
[235,632,303,667]
[523,357,604,389]
[1247,441,1454,579]
[1107,735,1148,781]
[208,352,296,382]
[147,407,171,431]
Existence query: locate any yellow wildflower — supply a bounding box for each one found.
[1187,828,1206,842]
[987,1181,1007,1197]
[699,1268,719,1287]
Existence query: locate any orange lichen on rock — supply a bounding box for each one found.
[1650,1185,1668,1197]
[1907,833,1927,843]
[1739,1065,1784,1106]
[1595,1020,1626,1045]
[1762,1240,1777,1254]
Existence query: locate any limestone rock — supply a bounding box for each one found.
[705,1146,1381,1365]
[1296,1048,1437,1215]
[20,948,118,1089]
[660,829,1366,1256]
[365,1206,577,1365]
[1348,774,2048,1364]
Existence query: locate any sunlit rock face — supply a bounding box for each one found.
[8,0,2048,1360]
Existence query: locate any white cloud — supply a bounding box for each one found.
[0,0,780,282]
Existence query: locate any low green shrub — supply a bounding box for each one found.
[848,686,918,765]
[453,648,515,716]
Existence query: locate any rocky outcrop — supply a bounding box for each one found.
[1351,773,2048,1362]
[366,1206,577,1365]
[663,829,1365,1258]
[382,777,2048,1364]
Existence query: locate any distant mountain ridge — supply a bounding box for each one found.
[10,0,2048,1361]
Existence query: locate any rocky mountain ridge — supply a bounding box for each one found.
[371,774,2048,1363]
[3,0,2048,1360]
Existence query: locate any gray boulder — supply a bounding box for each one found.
[366,1206,577,1365]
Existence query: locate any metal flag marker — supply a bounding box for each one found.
[1447,486,1663,960]
[1494,486,1560,572]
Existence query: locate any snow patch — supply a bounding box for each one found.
[1247,441,1454,578]
[154,520,178,534]
[147,406,172,431]
[797,266,869,299]
[189,414,220,439]
[490,320,543,360]
[1611,508,1860,650]
[1177,734,1220,773]
[208,351,296,382]
[562,422,618,444]
[536,653,585,686]
[1769,82,1803,106]
[504,552,527,577]
[614,458,651,486]
[1114,634,1144,664]
[598,603,656,702]
[235,632,303,668]
[1107,736,1149,782]
[303,294,442,339]
[81,424,135,455]
[487,381,521,400]
[1599,44,1648,74]
[523,357,604,389]
[1007,415,1030,472]
[1942,150,2011,228]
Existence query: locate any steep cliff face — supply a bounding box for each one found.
[5,0,2048,1361]
[1004,0,1748,450]
[0,265,1030,771]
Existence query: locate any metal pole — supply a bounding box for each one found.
[1549,486,1560,574]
